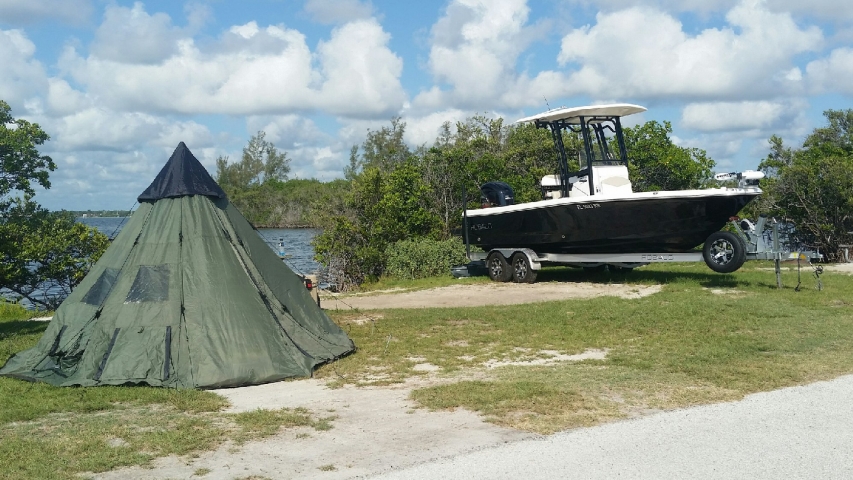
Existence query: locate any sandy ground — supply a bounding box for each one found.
[94,266,852,479]
[319,280,662,310]
[97,378,534,480]
[824,262,853,274]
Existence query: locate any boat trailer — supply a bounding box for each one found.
[467,216,822,288]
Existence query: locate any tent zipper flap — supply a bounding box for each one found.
[163,326,172,381]
[48,325,68,357]
[94,328,120,382]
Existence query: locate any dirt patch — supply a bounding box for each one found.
[321,281,662,310]
[484,348,609,369]
[825,263,853,274]
[95,379,533,480]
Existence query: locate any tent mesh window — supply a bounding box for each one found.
[125,265,170,303]
[81,268,120,306]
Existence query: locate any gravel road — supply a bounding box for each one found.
[372,374,853,479]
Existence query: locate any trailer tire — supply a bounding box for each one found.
[703,231,746,273]
[511,253,538,283]
[486,252,513,282]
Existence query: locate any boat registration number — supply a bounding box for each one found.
[576,203,601,210]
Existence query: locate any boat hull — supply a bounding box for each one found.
[466,190,759,254]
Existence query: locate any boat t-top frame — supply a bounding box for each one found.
[517,104,646,198]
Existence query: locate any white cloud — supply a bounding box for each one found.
[315,20,406,116]
[58,7,404,119]
[403,108,470,146]
[46,107,213,153]
[805,48,853,95]
[90,3,184,64]
[0,0,92,26]
[414,0,546,110]
[675,98,811,172]
[565,0,853,22]
[304,0,375,24]
[556,2,823,100]
[0,29,48,107]
[681,101,789,132]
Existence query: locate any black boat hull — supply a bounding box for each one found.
[466,191,759,254]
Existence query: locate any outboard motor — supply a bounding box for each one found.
[480,181,515,207]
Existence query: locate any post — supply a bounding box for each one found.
[462,185,471,261]
[775,256,782,289]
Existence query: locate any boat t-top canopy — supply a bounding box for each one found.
[516,103,647,198]
[516,104,646,125]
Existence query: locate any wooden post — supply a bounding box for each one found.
[775,257,782,289]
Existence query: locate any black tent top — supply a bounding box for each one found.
[138,142,226,202]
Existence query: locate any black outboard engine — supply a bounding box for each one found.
[480,181,514,207]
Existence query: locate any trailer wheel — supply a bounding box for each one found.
[486,252,512,282]
[511,253,538,283]
[703,231,746,273]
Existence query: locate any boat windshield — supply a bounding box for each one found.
[581,119,626,166]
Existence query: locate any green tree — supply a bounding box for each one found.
[216,131,291,193]
[759,110,853,261]
[313,159,442,289]
[0,205,109,309]
[0,100,55,208]
[361,117,410,171]
[0,100,108,308]
[622,120,715,192]
[216,131,292,223]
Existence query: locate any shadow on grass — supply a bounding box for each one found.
[533,266,753,288]
[0,320,48,338]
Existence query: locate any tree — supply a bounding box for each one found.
[622,120,715,192]
[313,162,442,289]
[343,145,361,181]
[0,100,108,308]
[216,131,292,223]
[0,206,109,309]
[759,110,853,261]
[0,100,55,209]
[360,117,410,171]
[216,131,291,193]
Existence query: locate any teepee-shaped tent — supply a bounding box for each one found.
[0,142,354,388]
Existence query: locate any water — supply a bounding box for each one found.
[79,217,321,275]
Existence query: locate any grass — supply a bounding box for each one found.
[2,261,848,474]
[332,270,493,294]
[0,302,336,480]
[319,260,853,433]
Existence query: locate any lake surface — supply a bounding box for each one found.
[79,217,321,275]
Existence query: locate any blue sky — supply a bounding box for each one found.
[1,0,851,210]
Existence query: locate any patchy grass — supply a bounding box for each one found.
[0,399,336,480]
[0,310,336,480]
[321,261,853,433]
[330,271,493,296]
[2,260,844,475]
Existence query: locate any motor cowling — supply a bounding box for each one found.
[480,181,515,207]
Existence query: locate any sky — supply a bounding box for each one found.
[1,0,851,211]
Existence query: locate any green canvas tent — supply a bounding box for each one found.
[0,142,354,388]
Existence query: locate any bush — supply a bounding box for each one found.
[385,238,470,280]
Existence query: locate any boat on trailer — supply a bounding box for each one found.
[464,103,768,281]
